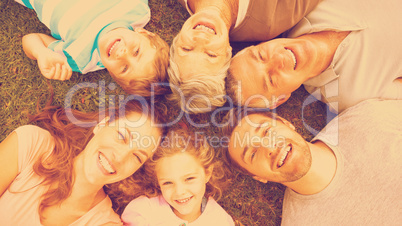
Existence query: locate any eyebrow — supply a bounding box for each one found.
[248,48,269,92]
[241,122,263,164]
[125,128,132,141]
[241,146,249,165]
[138,48,143,60]
[137,149,149,160]
[262,75,269,92]
[248,48,258,61]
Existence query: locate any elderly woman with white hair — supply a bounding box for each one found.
[168,0,322,114]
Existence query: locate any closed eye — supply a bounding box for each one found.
[258,51,264,61]
[206,52,217,58]
[267,74,274,87]
[251,150,257,162]
[185,177,195,182]
[134,48,139,57]
[162,181,172,186]
[133,153,142,163]
[264,127,272,137]
[118,131,126,143]
[121,65,128,74]
[181,46,192,52]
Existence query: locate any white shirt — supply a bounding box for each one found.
[288,0,402,113]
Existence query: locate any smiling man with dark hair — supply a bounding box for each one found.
[222,99,402,225]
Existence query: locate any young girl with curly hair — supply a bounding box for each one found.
[121,128,234,225]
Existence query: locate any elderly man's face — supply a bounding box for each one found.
[173,10,231,79]
[228,113,312,183]
[229,37,323,108]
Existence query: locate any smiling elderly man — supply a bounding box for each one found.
[222,99,402,225]
[226,0,402,112]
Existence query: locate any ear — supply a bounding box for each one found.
[134,27,155,37]
[269,93,291,109]
[252,175,268,184]
[204,164,214,183]
[276,115,296,131]
[93,116,110,134]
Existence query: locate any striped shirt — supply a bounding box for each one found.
[17,0,150,74]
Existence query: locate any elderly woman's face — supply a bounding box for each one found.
[174,11,231,79]
[80,112,161,186]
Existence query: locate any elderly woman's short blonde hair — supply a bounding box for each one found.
[167,35,232,114]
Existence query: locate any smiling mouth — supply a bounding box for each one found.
[98,152,116,174]
[277,144,292,168]
[175,196,193,204]
[193,24,216,35]
[285,48,297,70]
[108,39,121,57]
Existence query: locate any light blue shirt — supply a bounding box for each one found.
[18,0,150,73]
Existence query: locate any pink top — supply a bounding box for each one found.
[0,125,122,225]
[122,195,234,226]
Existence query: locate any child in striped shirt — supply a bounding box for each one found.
[17,0,169,96]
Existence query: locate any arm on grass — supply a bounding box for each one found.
[22,33,72,81]
[0,132,18,197]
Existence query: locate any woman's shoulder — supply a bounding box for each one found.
[14,125,51,138]
[14,125,54,152]
[72,196,122,226]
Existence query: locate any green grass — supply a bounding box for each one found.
[0,0,332,225]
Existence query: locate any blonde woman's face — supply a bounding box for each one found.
[174,11,231,79]
[156,152,211,223]
[79,112,161,186]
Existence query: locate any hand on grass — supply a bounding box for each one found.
[37,49,72,81]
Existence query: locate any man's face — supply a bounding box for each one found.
[173,10,231,79]
[99,28,157,84]
[228,113,312,183]
[230,37,322,108]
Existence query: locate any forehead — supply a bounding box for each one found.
[229,113,283,147]
[231,46,262,78]
[175,53,225,79]
[115,112,159,135]
[125,47,157,82]
[230,49,271,105]
[156,152,202,175]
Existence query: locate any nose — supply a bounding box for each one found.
[264,146,275,158]
[114,146,132,163]
[116,46,127,59]
[259,137,275,157]
[267,53,285,70]
[192,33,210,44]
[174,182,186,196]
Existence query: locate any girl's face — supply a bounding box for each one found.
[78,112,161,186]
[156,152,212,223]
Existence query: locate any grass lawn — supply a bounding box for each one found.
[0,0,334,225]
